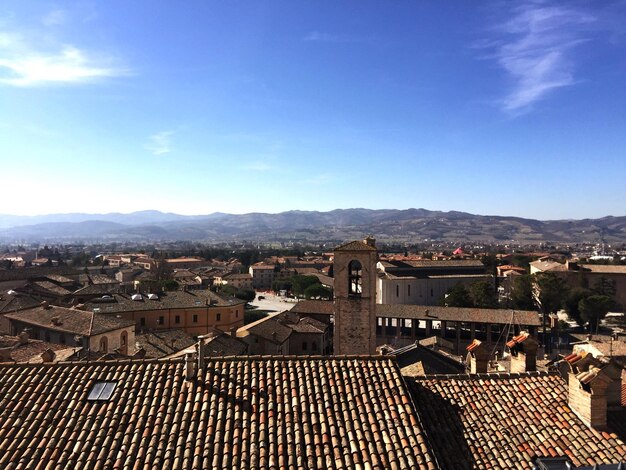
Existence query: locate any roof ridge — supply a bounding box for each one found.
[413,370,559,380]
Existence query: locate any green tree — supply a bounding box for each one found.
[579,295,614,334]
[468,281,499,309]
[304,284,332,300]
[563,288,592,327]
[244,310,269,325]
[509,274,535,310]
[534,272,568,349]
[236,288,256,302]
[220,285,238,297]
[442,283,472,307]
[272,279,293,293]
[534,272,567,315]
[291,275,321,297]
[592,277,616,297]
[153,258,173,281]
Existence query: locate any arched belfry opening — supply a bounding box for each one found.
[348,260,362,297]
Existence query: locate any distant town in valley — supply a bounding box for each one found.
[2,211,626,468]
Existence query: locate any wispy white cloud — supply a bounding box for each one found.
[146,131,174,156]
[304,31,364,43]
[478,2,596,113]
[0,30,128,87]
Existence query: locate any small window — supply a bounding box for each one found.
[312,342,318,351]
[216,313,221,321]
[396,285,399,297]
[87,381,117,401]
[302,342,307,351]
[140,317,146,327]
[175,315,181,324]
[431,288,434,297]
[193,314,198,323]
[408,285,411,296]
[158,316,164,325]
[44,332,51,342]
[60,335,66,345]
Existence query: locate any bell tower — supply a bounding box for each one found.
[333,237,378,355]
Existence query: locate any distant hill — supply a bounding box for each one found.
[0,209,625,243]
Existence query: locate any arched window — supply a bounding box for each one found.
[348,260,362,297]
[99,337,108,354]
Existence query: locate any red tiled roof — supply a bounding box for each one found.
[0,356,436,469]
[410,372,626,469]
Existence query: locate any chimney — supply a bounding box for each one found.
[507,331,539,373]
[18,330,29,345]
[466,339,489,373]
[229,326,237,336]
[271,331,277,343]
[41,301,51,310]
[0,347,13,362]
[568,366,613,430]
[601,359,623,408]
[40,349,56,363]
[364,236,376,248]
[184,352,197,381]
[50,316,62,326]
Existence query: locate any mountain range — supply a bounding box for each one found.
[1,209,625,244]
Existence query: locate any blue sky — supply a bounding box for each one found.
[1,1,625,220]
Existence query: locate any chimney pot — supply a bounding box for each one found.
[40,349,56,363]
[184,352,197,381]
[0,347,13,362]
[18,330,29,345]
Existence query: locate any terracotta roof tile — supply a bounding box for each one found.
[0,356,436,469]
[409,372,626,469]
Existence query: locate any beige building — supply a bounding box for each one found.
[222,273,253,290]
[82,289,245,336]
[249,264,275,290]
[4,304,136,355]
[377,259,493,306]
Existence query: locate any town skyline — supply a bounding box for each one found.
[2,1,626,219]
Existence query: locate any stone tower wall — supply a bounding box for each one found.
[333,248,378,355]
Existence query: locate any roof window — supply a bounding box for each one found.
[87,381,117,401]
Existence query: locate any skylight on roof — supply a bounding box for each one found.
[87,381,117,401]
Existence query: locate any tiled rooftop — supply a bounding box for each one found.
[4,305,135,336]
[376,304,541,326]
[0,356,436,469]
[289,299,335,315]
[334,240,377,252]
[409,372,626,469]
[82,289,245,314]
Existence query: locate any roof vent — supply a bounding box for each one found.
[147,293,158,300]
[131,294,143,301]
